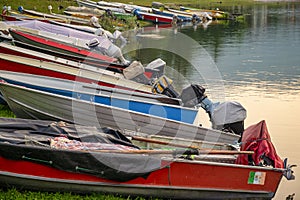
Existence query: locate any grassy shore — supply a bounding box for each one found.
[0,105,15,117]
[0,188,151,200]
[2,0,259,14]
[1,0,279,31]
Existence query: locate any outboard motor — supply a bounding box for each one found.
[192,14,199,24]
[89,16,101,28]
[123,60,150,84]
[132,9,142,19]
[18,6,23,13]
[178,84,246,136]
[144,58,165,79]
[210,101,247,137]
[179,84,206,107]
[152,75,179,98]
[87,38,130,65]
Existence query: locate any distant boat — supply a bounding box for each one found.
[48,20,98,34]
[64,5,105,19]
[4,8,91,25]
[5,20,130,65]
[76,0,126,13]
[22,8,93,25]
[151,8,195,22]
[179,6,229,20]
[133,9,174,24]
[9,29,118,63]
[96,0,152,13]
[2,10,67,23]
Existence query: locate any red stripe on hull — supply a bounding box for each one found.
[141,14,173,24]
[0,57,135,92]
[0,156,283,194]
[11,30,117,63]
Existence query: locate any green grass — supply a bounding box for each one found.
[1,0,77,14]
[0,105,15,118]
[0,188,150,200]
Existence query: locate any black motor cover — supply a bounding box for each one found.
[179,84,206,107]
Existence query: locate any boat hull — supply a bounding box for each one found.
[9,29,117,63]
[0,71,196,124]
[134,10,173,24]
[0,156,283,200]
[0,42,125,73]
[0,52,153,94]
[152,8,192,21]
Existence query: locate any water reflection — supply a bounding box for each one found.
[123,3,300,199]
[124,2,300,99]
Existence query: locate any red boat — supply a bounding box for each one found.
[1,14,23,21]
[0,40,128,74]
[8,29,160,78]
[0,118,295,199]
[133,9,174,24]
[0,52,153,94]
[9,29,118,64]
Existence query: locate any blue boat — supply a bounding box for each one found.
[0,71,200,125]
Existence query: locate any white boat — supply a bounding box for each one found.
[77,0,126,13]
[97,0,152,13]
[0,52,153,94]
[0,42,124,78]
[4,20,129,64]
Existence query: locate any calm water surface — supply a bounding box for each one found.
[124,2,300,199]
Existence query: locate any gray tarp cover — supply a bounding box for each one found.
[5,20,105,44]
[211,101,247,126]
[0,118,162,182]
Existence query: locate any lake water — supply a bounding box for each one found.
[124,2,300,199]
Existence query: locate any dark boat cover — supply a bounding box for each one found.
[0,118,162,181]
[236,120,284,168]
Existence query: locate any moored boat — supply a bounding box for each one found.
[0,41,162,79]
[0,53,153,94]
[151,8,196,22]
[77,0,126,14]
[4,20,130,65]
[3,8,91,26]
[180,6,230,20]
[21,8,92,25]
[0,117,295,199]
[8,28,122,64]
[0,81,239,143]
[0,71,196,123]
[64,5,105,18]
[0,41,125,73]
[133,9,174,24]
